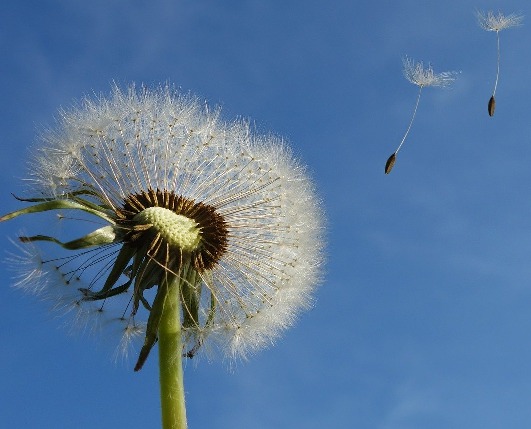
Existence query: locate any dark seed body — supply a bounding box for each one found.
[488,95,496,117]
[385,153,396,174]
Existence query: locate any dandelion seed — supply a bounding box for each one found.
[2,84,324,429]
[477,10,524,116]
[488,95,496,116]
[385,58,457,174]
[384,153,396,174]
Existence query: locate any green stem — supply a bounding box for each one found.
[159,275,187,429]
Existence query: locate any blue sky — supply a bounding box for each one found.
[2,1,531,428]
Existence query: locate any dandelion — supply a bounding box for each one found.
[2,84,324,429]
[385,57,457,174]
[477,10,524,116]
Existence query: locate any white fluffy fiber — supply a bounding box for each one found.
[16,84,325,361]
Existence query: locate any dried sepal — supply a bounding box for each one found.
[385,153,396,174]
[488,95,496,116]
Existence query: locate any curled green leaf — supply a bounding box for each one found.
[19,225,117,250]
[1,198,114,223]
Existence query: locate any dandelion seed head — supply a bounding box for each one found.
[402,57,458,88]
[6,83,325,365]
[477,10,524,32]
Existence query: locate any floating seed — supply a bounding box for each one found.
[385,153,396,174]
[488,95,496,116]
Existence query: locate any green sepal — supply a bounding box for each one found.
[183,272,216,358]
[70,195,114,216]
[13,189,111,209]
[131,256,162,314]
[181,267,202,330]
[205,287,217,329]
[1,198,114,224]
[79,280,132,302]
[81,244,136,300]
[20,225,117,250]
[134,276,172,371]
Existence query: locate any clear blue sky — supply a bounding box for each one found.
[2,1,531,428]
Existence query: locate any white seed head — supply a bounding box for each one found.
[402,57,458,88]
[10,83,325,362]
[477,10,524,32]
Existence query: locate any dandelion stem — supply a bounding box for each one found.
[158,275,187,429]
[395,86,423,154]
[493,30,501,96]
